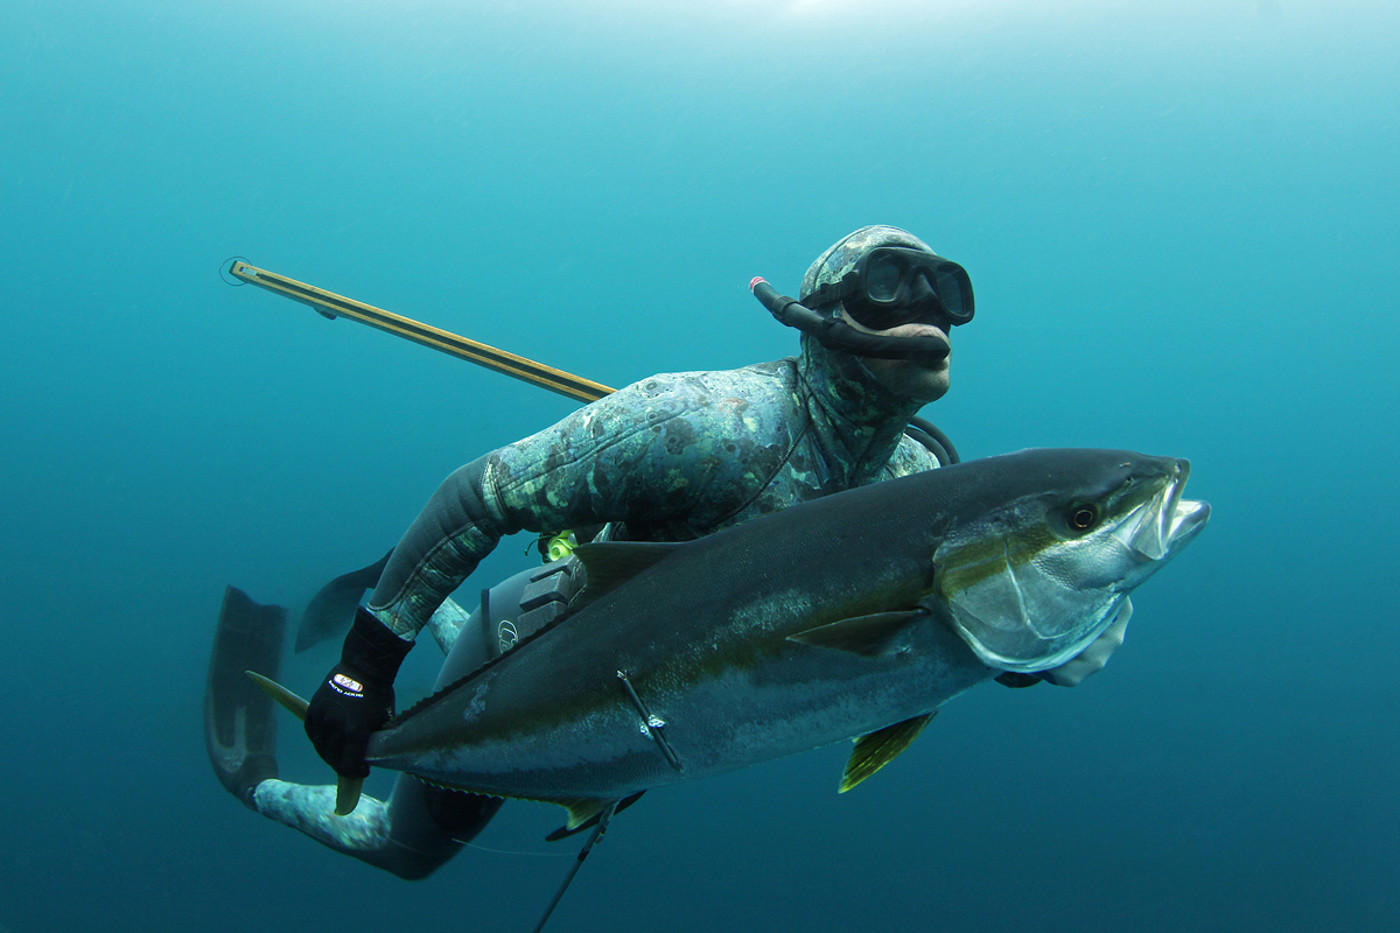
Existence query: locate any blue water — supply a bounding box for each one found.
[2,0,1396,930]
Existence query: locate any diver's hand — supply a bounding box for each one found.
[1040,598,1133,687]
[305,607,412,777]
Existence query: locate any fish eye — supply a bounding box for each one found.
[1067,504,1099,532]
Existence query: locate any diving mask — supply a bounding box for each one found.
[803,247,975,331]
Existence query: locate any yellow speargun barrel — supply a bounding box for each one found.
[225,260,615,404]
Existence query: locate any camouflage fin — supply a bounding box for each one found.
[839,711,937,793]
[788,610,926,658]
[205,587,285,810]
[571,541,685,608]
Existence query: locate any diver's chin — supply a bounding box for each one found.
[865,355,949,403]
[905,372,950,403]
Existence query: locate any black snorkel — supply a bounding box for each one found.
[749,277,952,361]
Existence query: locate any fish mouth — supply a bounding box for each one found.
[1113,458,1211,561]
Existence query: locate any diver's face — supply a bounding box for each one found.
[841,300,952,404]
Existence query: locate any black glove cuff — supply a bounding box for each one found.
[342,606,413,682]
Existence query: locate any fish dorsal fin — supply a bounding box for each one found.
[787,610,927,658]
[839,711,937,793]
[571,541,685,608]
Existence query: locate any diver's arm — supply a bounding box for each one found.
[305,372,764,776]
[303,454,504,775]
[304,390,658,776]
[363,453,516,639]
[363,381,710,638]
[363,365,787,645]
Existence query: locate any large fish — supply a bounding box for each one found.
[341,447,1209,828]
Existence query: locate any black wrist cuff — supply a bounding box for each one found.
[342,606,413,682]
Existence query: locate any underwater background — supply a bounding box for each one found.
[2,0,1397,930]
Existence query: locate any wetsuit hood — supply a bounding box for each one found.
[801,225,939,300]
[796,333,926,487]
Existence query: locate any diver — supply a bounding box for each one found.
[205,225,1131,878]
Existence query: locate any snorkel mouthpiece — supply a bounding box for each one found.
[749,277,951,361]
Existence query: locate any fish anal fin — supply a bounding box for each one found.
[545,791,646,841]
[571,541,685,608]
[788,610,927,658]
[839,711,937,793]
[545,796,616,830]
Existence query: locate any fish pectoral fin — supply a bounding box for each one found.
[335,777,365,815]
[246,670,309,721]
[571,541,686,608]
[839,711,937,794]
[787,610,927,658]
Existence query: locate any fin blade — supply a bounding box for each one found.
[571,541,684,608]
[839,711,937,793]
[788,610,926,658]
[296,551,391,652]
[205,587,286,804]
[245,671,310,722]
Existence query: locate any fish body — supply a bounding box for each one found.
[366,448,1209,813]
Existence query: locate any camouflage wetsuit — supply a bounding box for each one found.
[368,336,941,640]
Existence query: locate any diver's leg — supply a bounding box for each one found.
[379,776,504,879]
[423,595,473,655]
[205,586,285,810]
[234,582,518,877]
[210,565,561,877]
[206,585,419,875]
[248,774,502,880]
